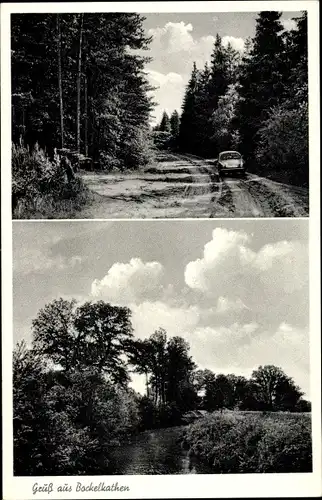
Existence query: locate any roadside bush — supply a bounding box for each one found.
[12,144,91,218]
[12,143,64,203]
[152,130,172,150]
[255,102,308,186]
[181,411,312,473]
[98,152,123,171]
[120,127,155,170]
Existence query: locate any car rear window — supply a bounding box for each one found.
[220,152,241,160]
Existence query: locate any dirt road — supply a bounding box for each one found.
[77,152,309,219]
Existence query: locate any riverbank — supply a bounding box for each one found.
[106,426,214,475]
[181,410,312,473]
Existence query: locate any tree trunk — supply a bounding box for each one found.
[145,372,149,396]
[57,14,64,149]
[83,33,89,158]
[84,69,88,156]
[76,13,84,155]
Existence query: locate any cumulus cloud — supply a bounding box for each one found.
[147,22,216,76]
[282,18,297,32]
[131,301,201,339]
[146,69,185,123]
[184,228,308,326]
[129,302,309,394]
[91,258,164,303]
[148,22,195,53]
[189,321,309,395]
[222,35,245,52]
[184,228,251,292]
[146,21,245,122]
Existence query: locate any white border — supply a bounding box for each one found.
[1,2,321,499]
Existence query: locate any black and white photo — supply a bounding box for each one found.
[11,9,309,219]
[13,220,311,475]
[1,1,321,499]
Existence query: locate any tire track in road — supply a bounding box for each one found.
[219,175,270,217]
[174,154,222,206]
[79,153,309,218]
[246,174,308,217]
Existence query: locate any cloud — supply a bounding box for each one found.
[13,247,83,275]
[190,321,309,395]
[131,301,201,339]
[147,22,216,76]
[282,18,297,32]
[127,295,309,395]
[148,22,195,53]
[216,296,248,314]
[184,228,251,292]
[222,35,245,52]
[146,22,245,123]
[184,228,308,326]
[91,258,164,303]
[146,70,185,123]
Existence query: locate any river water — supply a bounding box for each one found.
[106,427,214,475]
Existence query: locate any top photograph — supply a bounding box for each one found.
[11,10,309,219]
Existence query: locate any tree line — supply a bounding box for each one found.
[151,110,180,150]
[11,13,154,170]
[14,298,310,475]
[172,11,308,185]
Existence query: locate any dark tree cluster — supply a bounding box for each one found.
[130,328,197,427]
[11,13,154,170]
[178,11,308,185]
[152,110,180,150]
[13,298,310,476]
[194,366,309,413]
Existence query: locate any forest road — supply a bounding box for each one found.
[78,152,309,219]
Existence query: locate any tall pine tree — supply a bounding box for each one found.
[178,62,200,153]
[237,11,285,159]
[159,111,171,132]
[11,13,154,169]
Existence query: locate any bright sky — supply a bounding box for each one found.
[142,12,301,124]
[13,220,309,397]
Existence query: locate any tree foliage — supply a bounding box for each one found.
[177,11,308,185]
[14,298,311,475]
[32,298,134,383]
[129,329,197,426]
[251,365,303,411]
[11,13,154,170]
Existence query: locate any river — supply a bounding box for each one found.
[106,426,214,475]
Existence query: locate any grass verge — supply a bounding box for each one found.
[12,144,93,219]
[13,178,94,219]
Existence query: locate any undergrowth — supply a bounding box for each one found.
[181,411,312,473]
[12,144,93,219]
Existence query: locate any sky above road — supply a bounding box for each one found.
[142,11,301,124]
[13,219,309,396]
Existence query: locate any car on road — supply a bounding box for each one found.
[216,151,245,177]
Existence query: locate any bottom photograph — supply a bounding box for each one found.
[12,219,311,476]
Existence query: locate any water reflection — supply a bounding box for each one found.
[107,427,213,475]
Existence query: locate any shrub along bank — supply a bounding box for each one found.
[181,411,312,473]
